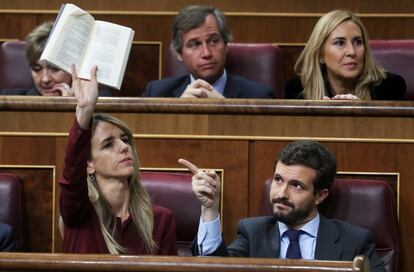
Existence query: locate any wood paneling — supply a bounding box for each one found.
[0,14,37,40]
[114,42,161,97]
[0,253,368,271]
[2,13,414,42]
[0,98,413,271]
[1,0,414,13]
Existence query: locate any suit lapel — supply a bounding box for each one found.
[257,217,280,258]
[223,74,243,98]
[315,216,343,260]
[172,76,191,97]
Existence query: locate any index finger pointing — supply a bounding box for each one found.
[178,158,200,174]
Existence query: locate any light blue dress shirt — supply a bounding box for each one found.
[190,70,227,95]
[197,215,222,255]
[278,214,319,259]
[197,213,320,257]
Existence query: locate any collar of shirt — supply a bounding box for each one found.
[278,213,320,259]
[190,70,227,95]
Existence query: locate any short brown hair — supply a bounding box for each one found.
[277,141,337,192]
[172,5,232,53]
[25,21,53,67]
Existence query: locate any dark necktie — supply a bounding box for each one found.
[285,229,302,259]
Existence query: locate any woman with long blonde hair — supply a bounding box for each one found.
[59,65,177,255]
[285,10,406,100]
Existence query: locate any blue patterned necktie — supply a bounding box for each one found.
[285,229,302,259]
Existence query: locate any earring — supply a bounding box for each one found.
[319,58,325,64]
[89,173,96,182]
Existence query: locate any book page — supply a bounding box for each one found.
[79,21,134,90]
[40,4,94,72]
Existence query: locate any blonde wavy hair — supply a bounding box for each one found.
[87,113,156,254]
[294,10,386,100]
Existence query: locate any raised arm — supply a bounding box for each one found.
[71,64,98,128]
[59,65,98,225]
[178,159,221,222]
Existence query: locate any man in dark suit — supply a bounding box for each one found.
[179,141,385,272]
[143,5,275,99]
[0,223,16,251]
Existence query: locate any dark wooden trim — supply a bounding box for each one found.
[0,253,367,271]
[0,97,414,117]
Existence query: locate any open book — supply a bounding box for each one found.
[40,3,134,90]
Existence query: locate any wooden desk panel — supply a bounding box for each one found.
[0,253,368,272]
[0,97,412,271]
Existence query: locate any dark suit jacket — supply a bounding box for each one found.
[192,216,385,272]
[143,74,276,98]
[0,223,15,252]
[284,72,406,100]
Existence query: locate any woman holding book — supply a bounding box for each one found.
[25,22,74,96]
[59,65,177,255]
[0,22,73,96]
[284,10,406,100]
[1,22,111,97]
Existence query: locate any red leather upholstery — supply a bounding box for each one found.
[163,43,283,98]
[0,173,23,250]
[370,40,414,100]
[0,41,33,89]
[140,171,200,256]
[259,178,399,272]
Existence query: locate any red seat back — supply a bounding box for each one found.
[370,40,414,100]
[0,173,23,250]
[0,41,33,90]
[141,171,200,256]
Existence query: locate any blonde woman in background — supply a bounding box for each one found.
[284,10,406,100]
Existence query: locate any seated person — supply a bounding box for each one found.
[1,22,111,97]
[143,5,275,98]
[179,140,385,272]
[0,222,15,251]
[285,10,406,100]
[59,64,177,254]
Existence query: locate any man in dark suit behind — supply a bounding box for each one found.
[179,141,385,272]
[143,5,275,99]
[0,223,16,251]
